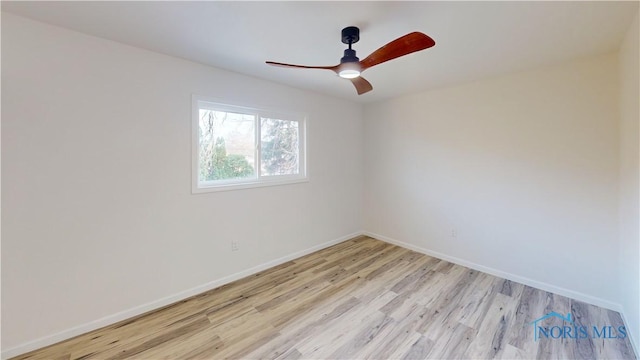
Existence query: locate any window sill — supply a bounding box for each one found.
[192,177,309,194]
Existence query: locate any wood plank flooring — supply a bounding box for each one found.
[12,236,636,360]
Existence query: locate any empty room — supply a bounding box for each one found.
[2,1,639,359]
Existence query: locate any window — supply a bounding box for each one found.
[192,96,307,192]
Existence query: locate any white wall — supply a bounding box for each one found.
[618,10,640,354]
[364,53,621,308]
[1,13,363,354]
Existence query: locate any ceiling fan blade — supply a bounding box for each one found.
[350,76,373,95]
[266,61,339,73]
[360,32,435,72]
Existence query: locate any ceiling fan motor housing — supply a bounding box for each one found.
[341,49,359,64]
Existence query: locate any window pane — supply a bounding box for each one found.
[199,109,255,182]
[260,118,299,176]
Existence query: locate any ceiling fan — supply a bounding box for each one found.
[266,26,435,95]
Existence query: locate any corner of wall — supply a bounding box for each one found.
[618,8,640,357]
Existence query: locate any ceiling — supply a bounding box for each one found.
[2,1,638,103]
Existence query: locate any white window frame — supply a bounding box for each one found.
[192,95,307,193]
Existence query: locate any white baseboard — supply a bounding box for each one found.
[363,231,623,313]
[620,308,640,359]
[1,231,364,360]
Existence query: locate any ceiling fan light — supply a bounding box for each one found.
[339,69,361,79]
[338,62,361,79]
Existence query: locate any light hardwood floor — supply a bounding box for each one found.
[13,236,636,360]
